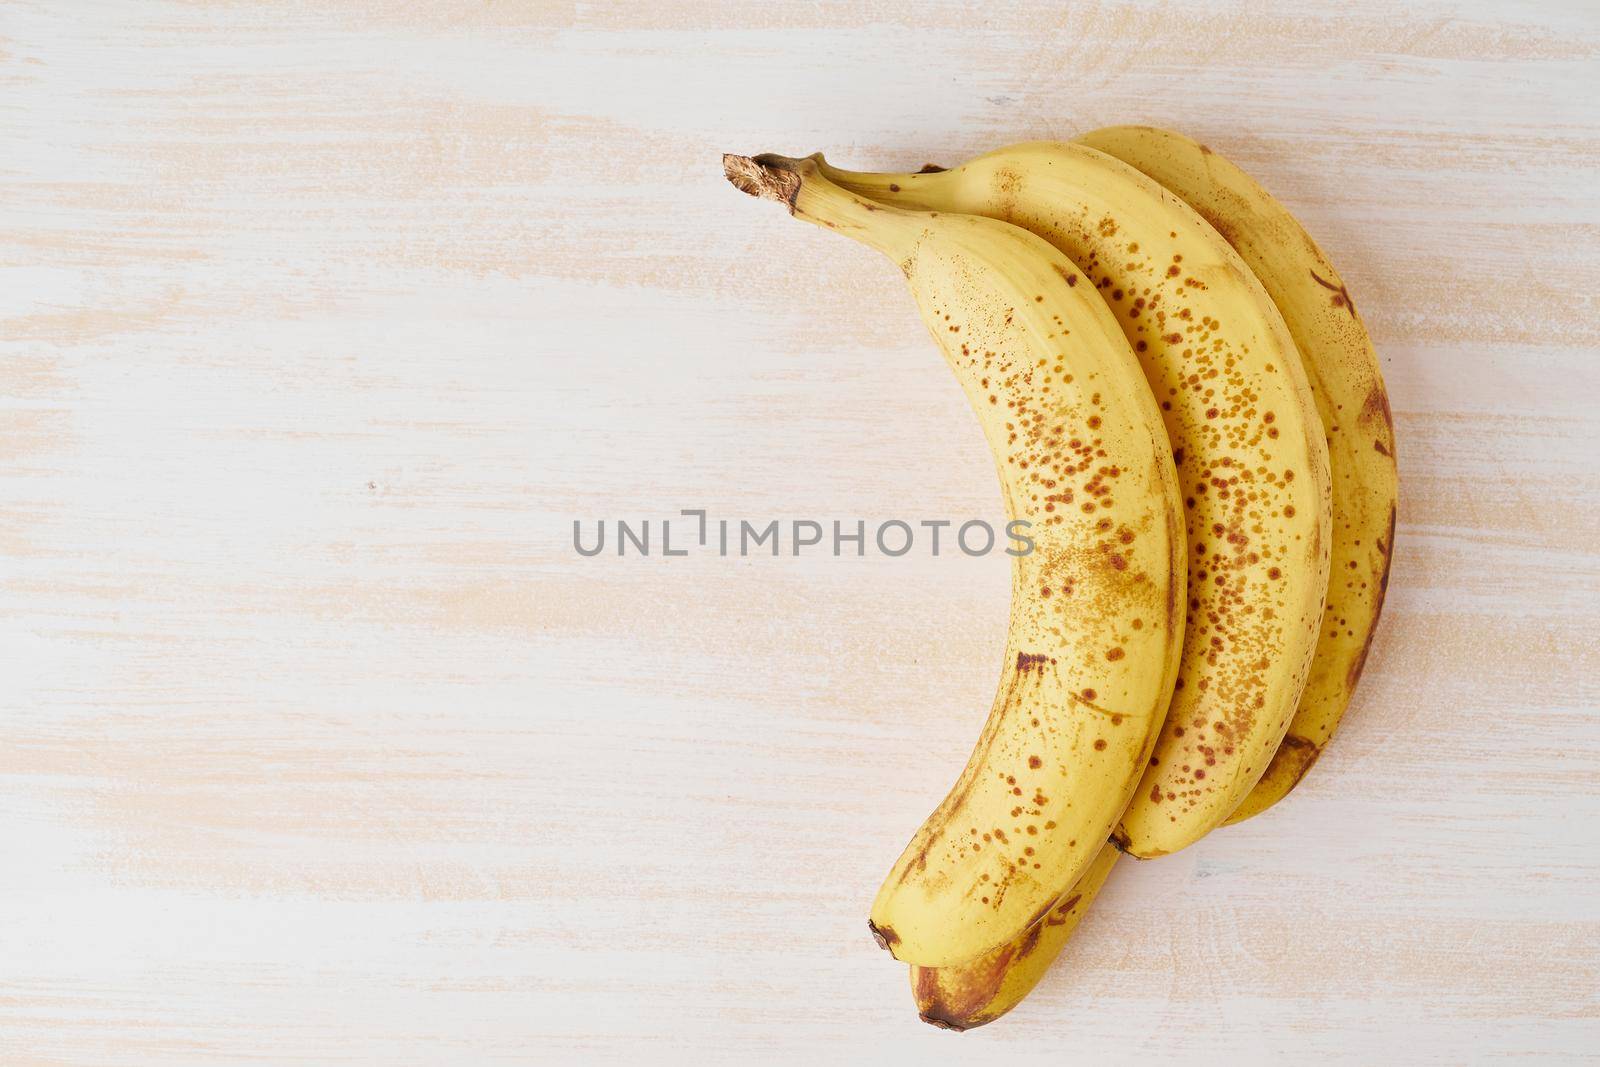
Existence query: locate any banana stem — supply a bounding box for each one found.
[722,153,804,208]
[722,152,918,256]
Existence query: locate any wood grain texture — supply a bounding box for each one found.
[3,1,1598,1062]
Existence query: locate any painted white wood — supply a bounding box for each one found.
[2,1,1597,1062]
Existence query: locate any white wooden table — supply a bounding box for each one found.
[3,2,1598,1062]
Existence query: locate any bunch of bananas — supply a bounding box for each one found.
[724,126,1397,1030]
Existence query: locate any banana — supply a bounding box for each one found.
[896,130,1398,1031]
[911,843,1117,1031]
[1075,126,1397,822]
[825,144,1332,858]
[723,152,1185,967]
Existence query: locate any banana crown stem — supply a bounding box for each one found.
[723,152,919,255]
[723,152,804,206]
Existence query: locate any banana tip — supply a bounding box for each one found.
[867,918,900,955]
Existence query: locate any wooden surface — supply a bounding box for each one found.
[3,1,1599,1062]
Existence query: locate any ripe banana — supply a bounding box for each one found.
[911,842,1117,1031]
[893,131,1397,1030]
[825,144,1332,858]
[723,152,1185,967]
[1076,126,1397,822]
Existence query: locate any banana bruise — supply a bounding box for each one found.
[911,844,1119,1031]
[724,153,1185,967]
[825,145,1332,859]
[1075,126,1397,822]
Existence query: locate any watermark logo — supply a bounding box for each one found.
[573,509,1033,558]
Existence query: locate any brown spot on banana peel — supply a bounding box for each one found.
[1014,914,1046,959]
[1275,735,1323,792]
[1204,211,1239,249]
[914,886,1086,1031]
[1165,536,1183,635]
[1015,651,1055,673]
[869,919,900,952]
[1040,893,1082,930]
[1015,894,1060,938]
[1309,267,1358,318]
[1110,824,1166,858]
[1069,689,1124,719]
[905,881,1055,1022]
[911,940,1019,1032]
[1154,438,1186,638]
[1361,383,1397,458]
[1360,384,1395,435]
[1347,503,1398,692]
[1379,503,1397,577]
[919,163,947,173]
[992,167,1022,201]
